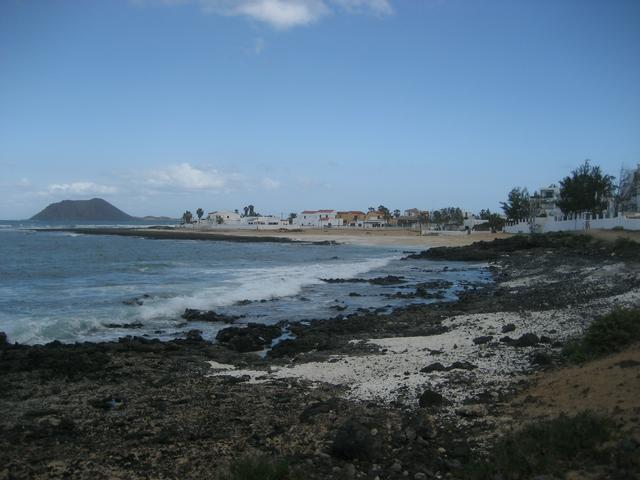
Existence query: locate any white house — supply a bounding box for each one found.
[207,211,242,225]
[295,210,343,227]
[535,185,562,218]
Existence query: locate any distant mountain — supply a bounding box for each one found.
[30,198,134,221]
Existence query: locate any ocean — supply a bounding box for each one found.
[0,221,492,345]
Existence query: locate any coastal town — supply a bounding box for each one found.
[180,162,640,234]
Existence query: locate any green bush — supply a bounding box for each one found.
[564,308,640,362]
[466,411,612,479]
[218,455,299,480]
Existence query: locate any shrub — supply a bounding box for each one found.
[466,411,612,479]
[564,308,640,362]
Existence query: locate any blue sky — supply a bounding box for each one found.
[1,0,639,219]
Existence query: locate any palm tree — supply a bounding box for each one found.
[181,210,193,224]
[196,208,204,223]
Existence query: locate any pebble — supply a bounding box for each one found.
[414,473,427,480]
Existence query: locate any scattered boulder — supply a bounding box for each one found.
[421,362,446,373]
[332,419,379,460]
[513,333,540,347]
[473,335,493,345]
[501,323,516,333]
[181,308,241,323]
[215,323,282,352]
[448,361,477,371]
[418,389,446,408]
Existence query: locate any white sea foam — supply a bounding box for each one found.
[136,256,398,321]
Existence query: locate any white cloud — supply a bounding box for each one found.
[261,177,281,190]
[200,0,330,29]
[136,0,393,29]
[42,182,118,196]
[144,162,228,190]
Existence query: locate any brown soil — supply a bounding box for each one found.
[507,343,640,432]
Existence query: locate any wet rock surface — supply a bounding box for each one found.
[215,323,282,352]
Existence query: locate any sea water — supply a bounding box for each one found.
[0,221,492,344]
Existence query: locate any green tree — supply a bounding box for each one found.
[196,208,204,223]
[181,210,193,224]
[479,208,505,231]
[393,209,401,219]
[501,187,531,221]
[557,160,615,216]
[377,205,392,222]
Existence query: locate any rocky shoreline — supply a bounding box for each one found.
[1,233,639,479]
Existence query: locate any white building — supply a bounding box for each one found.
[534,185,562,218]
[295,210,343,227]
[207,211,242,225]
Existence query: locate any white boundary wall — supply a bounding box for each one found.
[504,215,640,234]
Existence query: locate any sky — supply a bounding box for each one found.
[1,0,639,219]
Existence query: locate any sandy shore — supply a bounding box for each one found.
[49,226,511,248]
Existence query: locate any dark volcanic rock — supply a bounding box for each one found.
[421,362,446,373]
[267,333,335,358]
[215,323,282,352]
[501,323,516,333]
[185,329,203,342]
[448,361,477,371]
[181,308,241,323]
[0,331,6,347]
[418,389,446,408]
[0,343,111,378]
[103,322,144,329]
[473,335,493,345]
[418,280,454,290]
[403,232,629,261]
[512,333,540,347]
[320,278,367,284]
[331,418,379,460]
[368,275,406,285]
[299,398,340,423]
